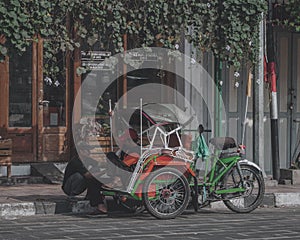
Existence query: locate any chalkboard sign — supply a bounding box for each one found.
[81,51,111,70]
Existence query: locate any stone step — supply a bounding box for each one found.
[0,176,45,185]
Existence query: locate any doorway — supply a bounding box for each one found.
[276,30,300,168]
[0,39,70,163]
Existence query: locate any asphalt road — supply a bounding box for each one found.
[0,207,299,240]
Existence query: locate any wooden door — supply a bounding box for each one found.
[0,38,70,163]
[36,37,70,162]
[2,44,37,163]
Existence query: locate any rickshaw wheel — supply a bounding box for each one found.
[142,167,190,219]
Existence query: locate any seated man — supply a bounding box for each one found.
[62,141,107,215]
[106,128,141,187]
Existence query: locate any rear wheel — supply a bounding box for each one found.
[142,167,190,219]
[222,164,265,213]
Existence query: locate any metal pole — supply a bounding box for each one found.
[214,57,222,137]
[109,99,113,151]
[123,34,127,108]
[241,71,252,146]
[214,1,223,138]
[140,98,143,156]
[253,16,266,178]
[267,0,280,181]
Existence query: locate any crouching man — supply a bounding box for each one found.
[62,141,107,215]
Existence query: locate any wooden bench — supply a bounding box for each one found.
[0,139,12,178]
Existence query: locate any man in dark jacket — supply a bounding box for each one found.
[62,141,107,214]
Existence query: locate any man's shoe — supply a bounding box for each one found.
[87,208,107,217]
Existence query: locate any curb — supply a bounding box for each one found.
[203,193,300,210]
[0,201,67,218]
[273,193,300,207]
[1,193,300,218]
[0,203,36,217]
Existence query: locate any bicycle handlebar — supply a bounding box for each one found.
[203,129,212,133]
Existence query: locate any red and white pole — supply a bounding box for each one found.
[266,0,280,181]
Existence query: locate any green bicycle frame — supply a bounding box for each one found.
[192,154,246,196]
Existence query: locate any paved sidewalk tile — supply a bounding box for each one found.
[0,182,299,218]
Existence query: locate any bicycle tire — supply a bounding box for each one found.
[142,167,190,219]
[222,164,265,213]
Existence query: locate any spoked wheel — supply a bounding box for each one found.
[222,164,265,213]
[142,167,190,219]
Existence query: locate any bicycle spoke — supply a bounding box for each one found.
[143,168,190,219]
[222,164,264,213]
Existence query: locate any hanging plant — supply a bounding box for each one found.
[281,0,300,32]
[188,0,267,71]
[0,0,267,78]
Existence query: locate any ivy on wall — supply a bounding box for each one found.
[281,0,300,32]
[188,0,267,70]
[0,0,267,75]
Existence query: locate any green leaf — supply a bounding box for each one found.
[76,67,87,75]
[0,46,8,55]
[10,0,20,7]
[13,32,20,40]
[8,11,17,19]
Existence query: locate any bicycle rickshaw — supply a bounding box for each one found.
[90,102,265,219]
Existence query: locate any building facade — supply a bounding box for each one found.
[0,28,299,176]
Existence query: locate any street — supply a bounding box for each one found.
[0,207,299,240]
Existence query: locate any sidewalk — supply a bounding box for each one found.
[0,181,299,218]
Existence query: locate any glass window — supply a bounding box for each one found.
[43,50,66,127]
[9,47,32,127]
[80,49,117,120]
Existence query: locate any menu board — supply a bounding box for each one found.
[81,51,111,70]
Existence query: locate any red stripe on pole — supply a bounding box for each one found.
[264,56,268,82]
[268,62,277,92]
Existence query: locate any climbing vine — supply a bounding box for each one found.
[282,0,300,32]
[0,0,267,76]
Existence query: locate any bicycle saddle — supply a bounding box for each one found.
[209,137,237,150]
